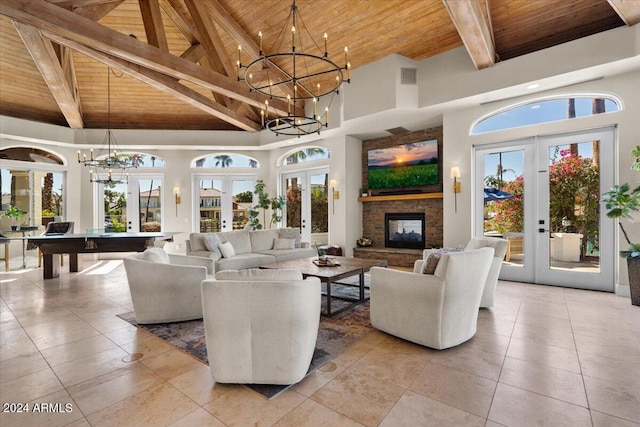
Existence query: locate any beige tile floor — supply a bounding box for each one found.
[1,257,639,427]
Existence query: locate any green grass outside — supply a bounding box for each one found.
[368,164,438,189]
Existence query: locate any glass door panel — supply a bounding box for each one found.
[102,181,128,233]
[197,178,223,232]
[309,171,329,245]
[137,177,163,232]
[284,173,304,231]
[475,142,535,283]
[536,130,613,290]
[231,179,253,230]
[482,149,525,265]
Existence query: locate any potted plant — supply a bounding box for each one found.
[602,145,640,305]
[2,204,27,230]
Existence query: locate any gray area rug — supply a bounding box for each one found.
[117,291,372,399]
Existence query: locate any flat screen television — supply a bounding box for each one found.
[367,139,438,191]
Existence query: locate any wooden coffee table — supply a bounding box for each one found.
[260,256,387,317]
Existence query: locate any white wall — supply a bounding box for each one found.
[443,71,640,290]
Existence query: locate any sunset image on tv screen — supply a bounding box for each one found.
[367,139,438,189]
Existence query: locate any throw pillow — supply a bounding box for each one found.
[279,227,301,248]
[203,233,222,259]
[219,241,236,258]
[141,247,170,264]
[273,237,295,250]
[421,252,441,274]
[421,246,464,274]
[189,233,207,252]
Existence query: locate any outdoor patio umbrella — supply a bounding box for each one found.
[484,187,515,202]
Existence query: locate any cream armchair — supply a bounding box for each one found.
[201,269,321,385]
[370,247,494,350]
[414,237,508,308]
[123,248,214,324]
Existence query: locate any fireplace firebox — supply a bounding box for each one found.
[385,213,426,249]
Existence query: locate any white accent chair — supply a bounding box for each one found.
[201,269,321,385]
[123,248,214,324]
[370,247,494,350]
[414,237,508,308]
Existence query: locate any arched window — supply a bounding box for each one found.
[133,154,165,168]
[192,153,259,168]
[277,146,330,166]
[0,147,64,165]
[0,146,66,225]
[471,94,622,135]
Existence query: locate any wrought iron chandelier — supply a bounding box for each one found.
[237,0,350,136]
[77,67,139,184]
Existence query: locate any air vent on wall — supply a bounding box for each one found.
[401,68,417,85]
[385,127,410,135]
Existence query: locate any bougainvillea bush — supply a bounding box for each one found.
[486,149,600,258]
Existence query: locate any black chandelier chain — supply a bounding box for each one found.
[77,67,140,184]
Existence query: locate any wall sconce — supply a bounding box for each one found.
[330,180,339,200]
[450,167,461,212]
[330,180,339,214]
[173,186,181,216]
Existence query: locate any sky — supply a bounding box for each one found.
[368,139,438,168]
[474,97,618,135]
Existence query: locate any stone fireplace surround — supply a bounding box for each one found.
[354,127,444,267]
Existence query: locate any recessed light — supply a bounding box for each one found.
[526,83,540,89]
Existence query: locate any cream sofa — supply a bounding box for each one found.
[202,269,321,385]
[186,228,316,271]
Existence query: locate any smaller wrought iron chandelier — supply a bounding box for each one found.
[237,0,350,136]
[78,67,139,184]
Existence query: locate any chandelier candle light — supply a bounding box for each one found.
[78,67,140,184]
[237,1,351,136]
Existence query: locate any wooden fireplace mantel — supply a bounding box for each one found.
[358,192,443,202]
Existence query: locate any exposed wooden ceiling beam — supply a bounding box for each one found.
[184,0,235,79]
[607,0,640,25]
[48,0,124,21]
[139,0,168,51]
[442,0,495,70]
[159,0,197,44]
[0,0,296,116]
[180,43,204,63]
[183,1,246,112]
[13,21,83,128]
[46,33,261,131]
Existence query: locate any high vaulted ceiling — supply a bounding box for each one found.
[0,0,637,132]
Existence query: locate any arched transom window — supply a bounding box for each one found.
[192,153,259,168]
[472,94,622,135]
[278,146,330,166]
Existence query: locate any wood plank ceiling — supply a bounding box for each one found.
[0,0,633,132]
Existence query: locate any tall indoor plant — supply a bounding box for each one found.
[602,145,640,305]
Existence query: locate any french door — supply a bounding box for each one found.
[282,168,329,244]
[474,128,615,291]
[194,175,255,232]
[97,174,164,233]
